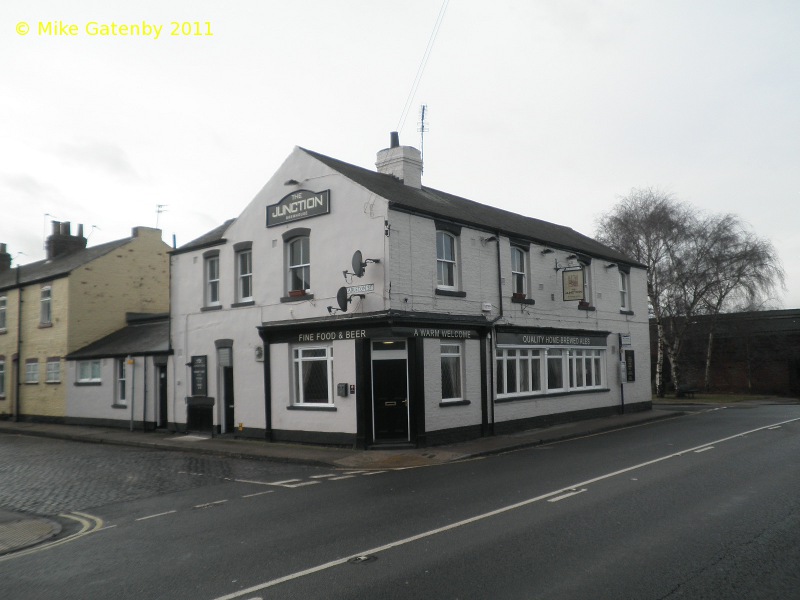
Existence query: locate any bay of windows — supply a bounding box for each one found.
[496,347,605,398]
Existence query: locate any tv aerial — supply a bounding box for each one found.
[342,250,380,281]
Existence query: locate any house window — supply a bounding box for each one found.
[0,296,6,330]
[237,249,253,302]
[0,358,5,398]
[440,343,463,401]
[40,286,52,325]
[569,349,604,390]
[436,231,458,289]
[77,360,102,383]
[45,358,61,383]
[205,254,220,306]
[546,349,565,392]
[496,349,542,397]
[25,360,39,384]
[511,246,527,296]
[292,346,333,404]
[620,270,630,311]
[117,359,127,405]
[288,236,311,293]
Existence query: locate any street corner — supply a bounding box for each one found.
[0,511,62,557]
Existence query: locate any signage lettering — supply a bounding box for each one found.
[266,189,330,227]
[297,330,367,342]
[562,268,585,301]
[497,330,608,347]
[190,355,207,397]
[346,283,375,295]
[413,328,475,339]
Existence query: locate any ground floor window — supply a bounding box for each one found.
[77,360,102,383]
[440,343,463,401]
[293,346,333,405]
[117,359,127,406]
[0,359,5,397]
[46,358,61,383]
[496,346,605,398]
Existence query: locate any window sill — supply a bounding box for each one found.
[38,322,53,328]
[111,404,128,410]
[201,305,223,312]
[0,329,7,335]
[231,300,255,308]
[45,381,61,385]
[435,289,467,298]
[286,404,336,411]
[510,296,536,305]
[280,294,315,303]
[24,381,39,385]
[75,381,102,386]
[439,399,471,407]
[495,387,612,403]
[577,303,596,312]
[619,310,634,316]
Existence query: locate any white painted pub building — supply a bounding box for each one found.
[169,134,650,447]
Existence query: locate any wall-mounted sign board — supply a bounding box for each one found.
[562,268,585,301]
[266,189,330,227]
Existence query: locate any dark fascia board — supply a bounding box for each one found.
[66,349,173,361]
[170,238,227,256]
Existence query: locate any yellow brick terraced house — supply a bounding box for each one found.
[0,222,170,421]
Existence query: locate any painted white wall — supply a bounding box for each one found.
[423,337,483,433]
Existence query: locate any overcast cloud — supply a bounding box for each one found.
[2,0,798,307]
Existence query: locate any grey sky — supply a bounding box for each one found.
[2,0,798,306]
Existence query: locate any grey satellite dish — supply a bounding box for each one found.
[336,287,349,312]
[352,251,365,278]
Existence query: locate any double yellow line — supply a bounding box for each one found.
[0,511,104,562]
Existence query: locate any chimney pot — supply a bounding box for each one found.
[390,131,400,148]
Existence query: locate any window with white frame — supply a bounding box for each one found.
[117,359,127,405]
[25,360,39,384]
[511,246,527,296]
[619,270,630,311]
[205,254,220,306]
[0,358,5,397]
[292,346,333,404]
[40,286,52,325]
[546,349,565,392]
[237,249,253,302]
[496,349,542,397]
[436,231,458,289]
[0,296,6,330]
[45,358,61,383]
[77,360,102,383]
[287,236,311,293]
[569,349,603,390]
[440,343,463,401]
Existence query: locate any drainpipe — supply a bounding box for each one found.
[142,358,148,430]
[128,355,135,431]
[494,234,504,318]
[14,265,22,422]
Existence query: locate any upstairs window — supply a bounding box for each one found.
[436,231,457,290]
[204,253,220,307]
[40,286,52,325]
[511,246,527,296]
[237,249,253,302]
[619,268,631,312]
[0,296,6,330]
[288,236,310,293]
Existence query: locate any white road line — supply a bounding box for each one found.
[233,479,275,486]
[330,476,356,481]
[362,471,387,476]
[309,474,337,479]
[211,415,800,600]
[193,500,228,509]
[136,510,177,521]
[547,489,587,503]
[768,426,782,430]
[694,446,714,453]
[242,491,275,498]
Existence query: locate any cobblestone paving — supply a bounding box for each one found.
[0,435,310,516]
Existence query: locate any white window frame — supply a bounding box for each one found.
[0,359,5,397]
[546,349,566,392]
[205,255,220,306]
[77,360,102,383]
[511,246,528,296]
[117,359,127,406]
[440,342,463,402]
[287,236,311,293]
[292,346,333,405]
[496,348,542,398]
[40,286,52,325]
[45,359,61,383]
[436,231,458,290]
[25,360,39,384]
[620,271,630,311]
[0,296,6,330]
[237,249,253,302]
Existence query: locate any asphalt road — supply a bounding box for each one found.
[1,404,798,599]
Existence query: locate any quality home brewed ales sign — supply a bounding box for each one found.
[266,189,330,227]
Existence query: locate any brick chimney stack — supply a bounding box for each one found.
[0,243,11,273]
[376,131,423,189]
[46,221,88,260]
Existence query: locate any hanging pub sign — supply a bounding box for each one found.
[562,268,585,301]
[266,189,330,227]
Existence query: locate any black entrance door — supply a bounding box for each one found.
[223,366,235,433]
[157,366,168,428]
[372,359,408,442]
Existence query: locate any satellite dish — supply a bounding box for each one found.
[351,250,365,278]
[336,287,349,312]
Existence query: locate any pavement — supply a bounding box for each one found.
[0,406,686,556]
